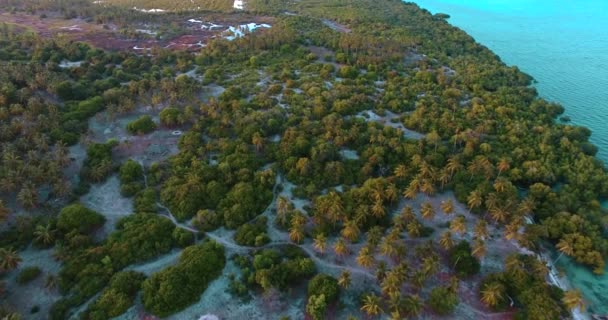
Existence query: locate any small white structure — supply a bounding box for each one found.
[233,0,244,10]
[172,131,183,136]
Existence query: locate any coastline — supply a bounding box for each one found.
[540,251,589,320]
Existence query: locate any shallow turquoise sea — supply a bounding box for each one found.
[411,0,608,314]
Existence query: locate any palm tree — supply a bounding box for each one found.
[439,231,454,250]
[34,224,56,246]
[472,239,486,259]
[394,164,407,179]
[334,238,349,257]
[276,196,291,226]
[313,233,327,254]
[17,183,38,209]
[289,214,305,244]
[489,206,508,223]
[252,132,264,152]
[403,179,419,199]
[361,293,383,317]
[0,200,9,221]
[450,216,467,236]
[467,190,483,210]
[562,290,585,312]
[380,237,397,259]
[400,206,415,222]
[441,199,454,215]
[422,255,439,277]
[481,282,504,307]
[0,248,21,272]
[438,169,451,189]
[474,220,488,240]
[420,179,436,196]
[493,177,510,193]
[497,158,510,176]
[381,273,401,297]
[404,294,423,317]
[341,219,360,242]
[420,202,435,220]
[371,200,386,218]
[338,270,351,289]
[555,237,574,263]
[356,246,375,269]
[407,221,421,238]
[445,156,462,176]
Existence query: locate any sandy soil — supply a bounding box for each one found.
[80,175,133,237]
[3,247,62,319]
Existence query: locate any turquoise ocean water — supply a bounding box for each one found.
[411,0,608,314]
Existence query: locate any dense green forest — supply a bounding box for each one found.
[0,0,605,318]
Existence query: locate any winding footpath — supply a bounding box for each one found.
[140,164,376,279]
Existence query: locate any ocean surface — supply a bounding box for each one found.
[411,0,608,314]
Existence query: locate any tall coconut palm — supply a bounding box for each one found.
[497,158,510,176]
[420,202,435,220]
[380,237,397,259]
[361,293,383,317]
[0,200,9,221]
[472,239,486,259]
[252,132,264,152]
[450,216,467,236]
[276,196,291,226]
[371,200,386,219]
[313,233,327,254]
[404,294,423,317]
[441,199,454,215]
[562,290,585,312]
[338,270,351,289]
[0,248,21,272]
[334,238,349,257]
[394,164,408,179]
[555,237,574,263]
[356,246,375,269]
[341,219,360,242]
[445,156,462,176]
[481,282,504,307]
[34,224,56,246]
[474,220,488,240]
[407,220,421,238]
[439,231,454,250]
[467,190,483,210]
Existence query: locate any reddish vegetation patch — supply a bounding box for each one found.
[0,11,274,52]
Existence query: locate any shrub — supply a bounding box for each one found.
[449,241,480,277]
[142,241,225,317]
[428,286,458,315]
[17,266,42,284]
[57,204,105,234]
[234,217,269,246]
[126,115,156,135]
[307,274,340,303]
[84,271,146,319]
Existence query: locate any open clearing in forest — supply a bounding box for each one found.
[0,11,273,52]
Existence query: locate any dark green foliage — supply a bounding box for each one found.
[16,266,42,284]
[133,188,158,213]
[119,159,144,197]
[449,241,480,277]
[172,228,195,248]
[106,213,176,267]
[245,247,316,291]
[193,209,222,231]
[482,255,567,319]
[79,140,117,185]
[57,204,105,234]
[126,115,156,135]
[142,241,225,317]
[307,274,340,304]
[428,286,458,315]
[234,217,270,246]
[83,271,146,319]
